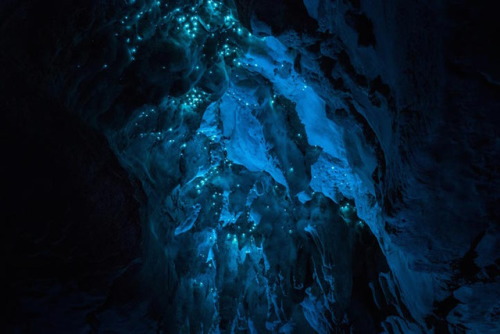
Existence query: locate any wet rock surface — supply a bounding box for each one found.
[2,0,498,333]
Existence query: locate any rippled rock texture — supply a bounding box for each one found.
[2,0,499,333]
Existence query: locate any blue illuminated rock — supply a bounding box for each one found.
[3,0,498,333]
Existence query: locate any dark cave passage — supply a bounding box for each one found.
[2,0,499,333]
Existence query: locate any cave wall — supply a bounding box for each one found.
[2,0,499,333]
[237,0,500,332]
